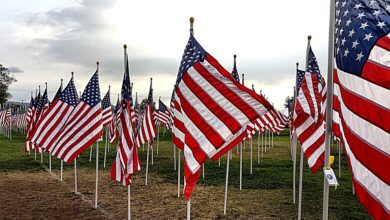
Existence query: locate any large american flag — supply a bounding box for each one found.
[293,46,326,173]
[24,95,36,152]
[136,78,157,146]
[154,99,171,129]
[333,1,390,219]
[111,47,140,186]
[25,90,41,152]
[101,88,113,127]
[50,69,103,163]
[173,35,272,200]
[29,77,78,152]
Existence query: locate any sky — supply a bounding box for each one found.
[0,0,332,113]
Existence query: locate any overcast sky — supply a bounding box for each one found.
[0,0,331,112]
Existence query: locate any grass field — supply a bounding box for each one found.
[0,128,371,219]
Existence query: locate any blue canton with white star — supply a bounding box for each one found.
[81,70,101,106]
[232,62,240,83]
[176,35,207,86]
[335,0,390,75]
[159,99,168,112]
[306,47,324,83]
[60,77,79,107]
[296,69,306,93]
[102,90,111,110]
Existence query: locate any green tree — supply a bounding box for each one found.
[284,96,294,111]
[0,64,17,105]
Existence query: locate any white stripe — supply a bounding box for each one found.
[336,67,390,110]
[301,123,325,152]
[32,102,65,143]
[179,78,232,140]
[305,73,319,122]
[334,83,390,155]
[339,115,390,211]
[184,144,201,174]
[368,44,390,68]
[295,117,314,137]
[187,67,249,126]
[307,141,324,168]
[201,60,269,117]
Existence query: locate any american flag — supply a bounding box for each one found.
[101,88,113,127]
[109,96,119,144]
[154,99,172,129]
[25,89,41,151]
[173,35,272,200]
[111,47,140,185]
[293,46,326,173]
[24,95,36,151]
[29,76,78,152]
[50,68,103,163]
[333,1,390,219]
[136,78,157,146]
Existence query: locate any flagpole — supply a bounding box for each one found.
[104,127,108,168]
[49,153,52,171]
[298,35,312,220]
[89,145,93,162]
[323,1,335,219]
[223,150,230,214]
[257,131,260,164]
[178,149,181,197]
[187,198,191,220]
[292,63,299,204]
[145,142,150,186]
[95,140,99,208]
[202,164,205,179]
[157,97,161,156]
[60,160,63,181]
[239,141,243,190]
[173,143,176,171]
[250,137,253,174]
[74,158,78,194]
[151,143,154,165]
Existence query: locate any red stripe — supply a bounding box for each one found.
[376,35,390,51]
[183,70,242,134]
[301,75,316,119]
[334,69,390,133]
[361,60,390,90]
[193,61,262,124]
[65,132,102,163]
[334,95,390,185]
[343,152,390,220]
[176,87,225,148]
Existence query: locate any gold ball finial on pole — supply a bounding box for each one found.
[308,35,312,41]
[123,44,127,49]
[190,17,194,24]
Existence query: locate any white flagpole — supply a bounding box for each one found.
[145,142,150,186]
[151,144,154,165]
[95,142,99,209]
[223,150,230,214]
[298,35,312,220]
[257,131,260,164]
[49,153,52,171]
[60,160,64,181]
[128,185,131,220]
[250,137,253,175]
[268,130,271,150]
[74,158,78,194]
[323,1,335,219]
[218,157,221,167]
[173,143,177,171]
[34,149,37,160]
[264,130,267,153]
[89,145,93,162]
[298,148,304,220]
[239,141,243,190]
[104,127,108,168]
[178,149,181,197]
[157,124,159,155]
[292,63,299,204]
[271,132,274,148]
[261,132,264,158]
[40,151,43,164]
[187,199,191,220]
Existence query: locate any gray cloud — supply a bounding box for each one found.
[8,66,24,73]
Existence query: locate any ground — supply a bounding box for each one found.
[0,129,371,219]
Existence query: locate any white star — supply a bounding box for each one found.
[369,0,376,6]
[377,21,386,29]
[354,3,363,10]
[356,52,364,61]
[348,29,355,37]
[387,5,390,11]
[343,49,350,57]
[341,38,346,46]
[342,1,347,7]
[360,22,369,30]
[340,28,344,35]
[345,19,352,27]
[357,12,365,19]
[364,32,374,41]
[336,10,340,16]
[343,10,349,16]
[351,40,359,49]
[373,10,381,16]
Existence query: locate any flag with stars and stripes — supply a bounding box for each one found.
[111,48,140,186]
[24,90,41,152]
[333,1,390,219]
[109,96,120,144]
[293,46,326,173]
[136,79,157,147]
[50,69,103,163]
[101,88,113,127]
[29,77,79,153]
[154,99,172,129]
[172,34,272,200]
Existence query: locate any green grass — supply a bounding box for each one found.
[0,128,371,219]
